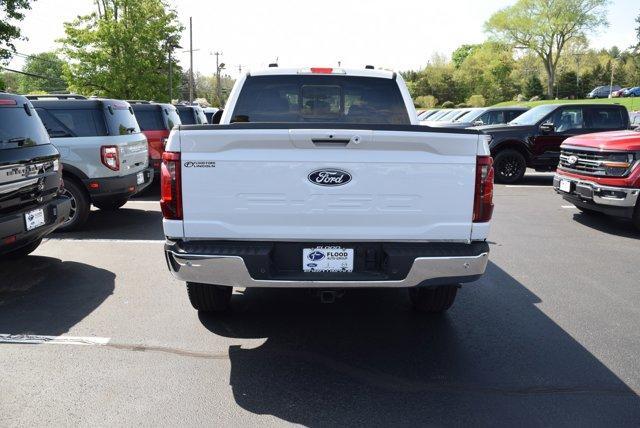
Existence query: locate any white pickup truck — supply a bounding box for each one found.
[161,67,494,314]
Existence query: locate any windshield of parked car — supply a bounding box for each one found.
[0,105,50,148]
[509,104,557,126]
[433,109,461,122]
[454,109,485,122]
[231,75,410,124]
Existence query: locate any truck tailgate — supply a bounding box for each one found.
[179,127,479,241]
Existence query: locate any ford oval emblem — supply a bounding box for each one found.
[307,251,325,261]
[308,169,352,186]
[567,155,579,165]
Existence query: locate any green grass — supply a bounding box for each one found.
[494,97,640,111]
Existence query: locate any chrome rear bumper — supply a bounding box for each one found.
[165,247,489,289]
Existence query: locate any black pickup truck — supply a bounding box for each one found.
[0,93,71,258]
[475,103,630,183]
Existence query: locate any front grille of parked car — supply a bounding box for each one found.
[559,148,635,177]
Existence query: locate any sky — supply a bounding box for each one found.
[7,0,640,77]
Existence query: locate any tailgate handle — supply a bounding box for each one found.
[311,137,356,146]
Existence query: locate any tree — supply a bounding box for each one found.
[556,71,578,98]
[454,42,518,104]
[524,75,545,98]
[59,0,183,101]
[451,44,478,68]
[0,0,33,62]
[18,51,66,93]
[485,0,608,97]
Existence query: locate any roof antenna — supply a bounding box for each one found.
[269,56,279,68]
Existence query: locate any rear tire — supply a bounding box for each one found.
[94,198,128,211]
[187,282,232,312]
[493,149,527,184]
[4,238,42,259]
[409,285,458,313]
[57,178,90,232]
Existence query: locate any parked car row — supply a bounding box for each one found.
[586,85,640,98]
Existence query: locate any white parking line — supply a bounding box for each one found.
[561,205,577,209]
[0,334,110,346]
[44,238,164,244]
[126,200,160,204]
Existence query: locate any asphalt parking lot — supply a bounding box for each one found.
[1,172,639,426]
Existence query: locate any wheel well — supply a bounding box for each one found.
[491,141,531,163]
[62,171,89,196]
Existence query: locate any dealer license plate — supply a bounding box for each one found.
[303,246,354,272]
[137,172,144,185]
[559,179,572,193]
[25,208,46,231]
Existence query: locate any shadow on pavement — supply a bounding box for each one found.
[0,256,115,336]
[53,207,164,241]
[572,212,639,239]
[515,171,555,186]
[199,261,639,426]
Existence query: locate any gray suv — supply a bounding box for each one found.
[29,95,153,231]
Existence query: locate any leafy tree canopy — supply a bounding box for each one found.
[18,51,66,93]
[0,0,33,62]
[486,0,609,97]
[59,0,183,102]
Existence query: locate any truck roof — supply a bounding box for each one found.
[248,67,396,79]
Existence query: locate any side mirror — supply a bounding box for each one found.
[473,120,484,126]
[540,122,555,133]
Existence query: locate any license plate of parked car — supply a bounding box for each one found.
[137,172,144,185]
[303,246,354,272]
[24,208,46,231]
[560,179,572,193]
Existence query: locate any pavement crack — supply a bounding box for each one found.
[105,342,229,360]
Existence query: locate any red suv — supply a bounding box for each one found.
[130,102,181,174]
[554,130,640,230]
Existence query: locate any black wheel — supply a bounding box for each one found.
[493,149,527,184]
[409,285,458,313]
[57,178,90,232]
[94,198,128,211]
[187,282,232,312]
[4,239,42,259]
[633,203,640,231]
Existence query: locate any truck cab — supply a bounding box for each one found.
[0,93,71,257]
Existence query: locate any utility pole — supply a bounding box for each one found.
[168,46,173,102]
[609,59,615,98]
[212,51,223,104]
[189,17,194,104]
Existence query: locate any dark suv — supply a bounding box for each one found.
[476,104,630,183]
[0,93,71,257]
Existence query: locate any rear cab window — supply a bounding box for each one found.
[587,106,626,130]
[230,75,410,124]
[0,100,50,148]
[164,106,181,129]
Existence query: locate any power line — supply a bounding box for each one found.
[0,66,65,83]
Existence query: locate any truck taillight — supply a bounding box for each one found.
[101,145,120,171]
[473,155,494,223]
[160,151,182,220]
